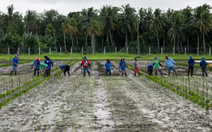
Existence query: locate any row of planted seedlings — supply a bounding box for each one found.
[0,59,77,109]
[17,76,74,131]
[3,60,79,131]
[32,75,84,131]
[57,76,91,132]
[146,75,211,110]
[122,60,211,111]
[162,76,212,108]
[103,76,154,131]
[0,60,72,93]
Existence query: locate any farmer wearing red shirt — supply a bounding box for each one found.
[81,56,90,77]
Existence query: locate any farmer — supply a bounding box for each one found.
[200,57,208,77]
[105,59,112,76]
[133,58,140,76]
[147,63,154,75]
[32,57,40,76]
[165,55,177,76]
[188,56,195,77]
[10,54,19,75]
[44,56,53,76]
[59,64,70,76]
[153,57,163,76]
[81,56,90,77]
[38,62,49,77]
[119,58,127,76]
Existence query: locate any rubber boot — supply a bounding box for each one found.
[134,74,136,77]
[122,73,123,77]
[83,72,85,77]
[125,73,127,77]
[88,71,90,76]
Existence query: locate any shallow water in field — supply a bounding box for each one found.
[0,60,212,131]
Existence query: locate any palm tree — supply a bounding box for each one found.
[196,10,212,53]
[81,7,98,46]
[118,4,136,48]
[100,5,119,46]
[87,20,102,54]
[61,22,68,52]
[7,4,14,33]
[150,9,167,53]
[182,6,193,51]
[45,23,57,51]
[167,11,185,53]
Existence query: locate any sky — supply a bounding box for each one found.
[0,0,212,15]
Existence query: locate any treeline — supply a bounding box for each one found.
[0,4,212,54]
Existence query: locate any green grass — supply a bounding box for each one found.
[1,53,212,61]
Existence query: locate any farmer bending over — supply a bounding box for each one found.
[10,54,19,75]
[200,57,208,77]
[165,55,177,76]
[105,59,112,76]
[32,57,40,76]
[134,58,140,76]
[38,62,49,77]
[153,57,163,76]
[188,56,195,77]
[59,65,70,76]
[44,56,53,76]
[119,58,127,76]
[81,56,90,77]
[147,63,154,75]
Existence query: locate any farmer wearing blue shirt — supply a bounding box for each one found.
[188,56,195,77]
[147,63,154,75]
[105,59,112,76]
[44,56,53,76]
[200,57,208,77]
[32,57,40,76]
[119,58,127,76]
[165,55,177,76]
[10,54,19,75]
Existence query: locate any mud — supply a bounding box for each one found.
[1,60,212,132]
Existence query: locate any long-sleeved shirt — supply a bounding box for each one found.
[165,58,176,68]
[188,59,195,68]
[133,61,139,68]
[12,58,19,67]
[200,60,207,69]
[44,58,53,68]
[32,60,40,69]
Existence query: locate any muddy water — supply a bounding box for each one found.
[1,60,212,131]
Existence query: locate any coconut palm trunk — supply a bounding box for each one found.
[75,34,79,44]
[187,37,189,53]
[109,29,114,46]
[203,33,206,53]
[157,34,160,53]
[54,32,57,52]
[125,32,128,49]
[197,35,199,55]
[70,35,74,46]
[85,34,88,46]
[63,32,66,52]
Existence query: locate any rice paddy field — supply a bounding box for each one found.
[0,59,212,131]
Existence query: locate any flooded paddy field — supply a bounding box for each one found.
[0,60,212,131]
